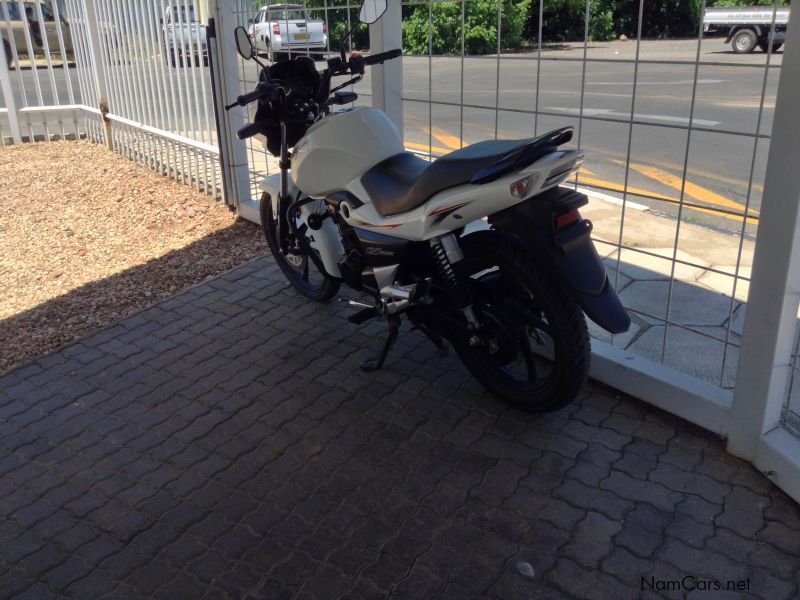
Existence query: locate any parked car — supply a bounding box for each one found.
[247,3,328,62]
[162,3,207,67]
[1,0,73,68]
[703,6,789,54]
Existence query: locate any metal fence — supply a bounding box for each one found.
[399,0,784,396]
[219,0,372,220]
[0,0,223,198]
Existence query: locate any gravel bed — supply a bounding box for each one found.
[0,140,267,374]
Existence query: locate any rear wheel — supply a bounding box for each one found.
[758,39,783,53]
[260,192,340,302]
[452,231,590,412]
[732,29,757,54]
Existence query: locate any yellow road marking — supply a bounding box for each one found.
[404,140,453,155]
[577,175,678,203]
[577,146,764,193]
[578,174,758,225]
[579,167,596,176]
[625,161,760,218]
[431,128,463,150]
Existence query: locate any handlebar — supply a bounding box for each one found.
[225,82,288,111]
[237,122,263,140]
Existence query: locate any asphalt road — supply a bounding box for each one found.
[2,38,781,236]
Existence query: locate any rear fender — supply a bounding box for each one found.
[489,187,631,334]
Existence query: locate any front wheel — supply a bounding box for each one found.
[260,192,340,302]
[452,231,590,412]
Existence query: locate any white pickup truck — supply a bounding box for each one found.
[248,3,328,62]
[162,4,207,67]
[703,6,789,54]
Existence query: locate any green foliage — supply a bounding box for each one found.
[402,1,531,55]
[250,0,792,57]
[709,0,789,6]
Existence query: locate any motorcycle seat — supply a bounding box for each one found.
[361,127,573,218]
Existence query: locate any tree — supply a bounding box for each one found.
[402,1,532,55]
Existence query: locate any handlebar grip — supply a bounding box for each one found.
[364,48,402,65]
[236,87,267,107]
[237,122,263,140]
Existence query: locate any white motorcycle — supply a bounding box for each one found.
[227,0,630,412]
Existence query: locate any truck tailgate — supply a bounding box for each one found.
[281,19,324,45]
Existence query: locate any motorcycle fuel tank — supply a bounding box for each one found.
[291,107,404,197]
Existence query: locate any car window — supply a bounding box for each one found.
[267,9,306,21]
[1,3,22,20]
[257,9,265,23]
[23,2,54,21]
[171,5,197,23]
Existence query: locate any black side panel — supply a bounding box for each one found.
[352,227,410,268]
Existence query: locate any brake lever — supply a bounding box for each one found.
[329,75,362,95]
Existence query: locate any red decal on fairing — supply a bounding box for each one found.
[429,201,470,216]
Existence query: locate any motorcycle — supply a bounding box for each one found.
[226,0,630,412]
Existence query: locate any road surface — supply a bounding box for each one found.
[1,38,781,236]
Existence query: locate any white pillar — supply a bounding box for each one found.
[369,0,403,135]
[211,0,251,213]
[0,36,22,143]
[83,0,113,149]
[728,0,800,459]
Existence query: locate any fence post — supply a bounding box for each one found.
[728,5,800,460]
[82,0,113,150]
[369,0,403,135]
[210,0,251,215]
[0,39,22,143]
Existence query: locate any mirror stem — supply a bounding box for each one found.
[340,20,361,61]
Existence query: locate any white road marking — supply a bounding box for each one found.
[543,106,720,127]
[586,79,729,86]
[577,187,650,211]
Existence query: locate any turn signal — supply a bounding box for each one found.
[510,175,533,199]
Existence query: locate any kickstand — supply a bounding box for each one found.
[361,315,400,372]
[412,323,449,359]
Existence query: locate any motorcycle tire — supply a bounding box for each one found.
[453,230,590,412]
[260,192,340,302]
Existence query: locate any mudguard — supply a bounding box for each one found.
[489,187,631,334]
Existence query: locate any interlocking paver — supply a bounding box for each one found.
[1,257,799,598]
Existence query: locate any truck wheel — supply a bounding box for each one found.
[758,40,783,53]
[732,29,757,54]
[3,40,12,69]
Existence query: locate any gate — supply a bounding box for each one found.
[0,0,224,199]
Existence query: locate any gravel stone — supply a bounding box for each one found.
[0,140,266,374]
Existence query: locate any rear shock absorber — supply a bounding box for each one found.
[430,234,481,330]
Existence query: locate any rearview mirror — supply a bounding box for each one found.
[234,25,254,60]
[358,0,387,25]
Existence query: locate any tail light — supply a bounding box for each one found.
[555,209,581,230]
[272,23,280,36]
[323,22,328,34]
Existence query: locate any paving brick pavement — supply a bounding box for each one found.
[1,257,799,599]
